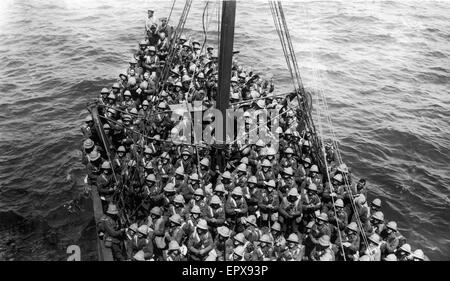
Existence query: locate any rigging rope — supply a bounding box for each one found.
[314,75,347,261]
[166,0,177,26]
[300,5,372,256]
[89,106,130,225]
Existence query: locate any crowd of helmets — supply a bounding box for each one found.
[80,12,428,261]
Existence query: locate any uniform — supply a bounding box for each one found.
[98,215,125,261]
[187,230,214,261]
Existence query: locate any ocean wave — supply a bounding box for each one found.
[0,0,448,260]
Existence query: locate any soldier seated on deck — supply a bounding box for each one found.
[83,23,425,262]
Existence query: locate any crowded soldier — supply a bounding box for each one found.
[80,10,427,261]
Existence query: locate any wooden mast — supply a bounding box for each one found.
[216,0,236,172]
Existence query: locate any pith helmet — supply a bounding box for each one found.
[237,163,247,172]
[200,158,210,166]
[368,233,381,245]
[333,173,343,183]
[168,240,180,251]
[232,187,243,196]
[164,183,176,193]
[144,146,152,154]
[371,198,382,208]
[181,148,191,156]
[399,243,411,254]
[337,163,349,173]
[385,254,397,261]
[128,223,138,233]
[169,214,182,225]
[310,165,319,173]
[371,211,384,222]
[158,102,167,109]
[355,194,366,205]
[217,226,230,238]
[287,233,299,243]
[318,235,331,247]
[214,184,225,193]
[288,188,300,197]
[307,183,317,192]
[106,203,119,215]
[412,249,424,260]
[285,147,294,154]
[256,139,265,147]
[283,167,294,176]
[334,198,344,208]
[234,233,245,244]
[271,222,281,232]
[194,188,204,197]
[259,234,272,244]
[247,176,257,184]
[175,166,184,176]
[138,225,148,235]
[256,100,265,108]
[317,213,328,222]
[261,159,271,167]
[133,250,145,261]
[146,174,156,182]
[240,157,249,164]
[108,93,116,100]
[190,173,199,181]
[83,138,94,149]
[234,245,245,257]
[101,161,112,169]
[84,115,93,122]
[222,171,231,179]
[246,215,257,226]
[264,180,276,188]
[386,221,398,232]
[210,195,222,205]
[150,206,162,217]
[196,219,208,230]
[174,194,185,204]
[190,205,201,214]
[267,147,276,156]
[346,222,358,233]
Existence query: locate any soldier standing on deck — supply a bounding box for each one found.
[98,204,126,261]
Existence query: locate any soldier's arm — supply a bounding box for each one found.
[187,236,198,254]
[143,241,154,259]
[385,237,399,254]
[175,229,185,245]
[347,236,360,254]
[153,219,166,237]
[97,178,114,194]
[225,200,236,216]
[216,210,226,225]
[104,221,123,238]
[240,200,248,214]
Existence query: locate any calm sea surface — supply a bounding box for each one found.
[0,0,449,260]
